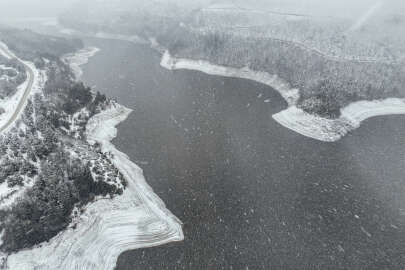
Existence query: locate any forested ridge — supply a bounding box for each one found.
[59,2,405,118]
[0,28,125,253]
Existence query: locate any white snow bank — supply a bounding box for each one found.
[62,47,100,80]
[94,32,147,45]
[341,98,405,124]
[273,98,405,142]
[0,71,29,124]
[0,65,16,71]
[161,51,405,142]
[273,106,352,142]
[0,176,35,211]
[4,103,183,270]
[0,47,11,60]
[161,51,299,106]
[58,27,147,46]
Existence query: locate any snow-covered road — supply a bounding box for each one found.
[0,42,36,134]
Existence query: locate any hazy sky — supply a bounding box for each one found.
[0,0,75,17]
[234,0,405,18]
[0,0,403,19]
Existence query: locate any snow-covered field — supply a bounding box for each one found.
[161,51,405,142]
[4,103,183,270]
[0,42,44,217]
[0,170,37,211]
[0,42,46,134]
[0,71,29,125]
[0,42,44,207]
[0,65,17,82]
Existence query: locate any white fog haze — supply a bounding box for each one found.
[0,0,404,19]
[0,0,404,269]
[0,0,74,17]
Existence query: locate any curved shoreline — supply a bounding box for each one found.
[5,103,183,270]
[273,99,405,142]
[62,46,100,79]
[161,51,299,106]
[161,51,405,142]
[3,47,183,269]
[56,32,405,142]
[272,106,352,142]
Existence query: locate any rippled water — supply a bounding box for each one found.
[81,38,405,270]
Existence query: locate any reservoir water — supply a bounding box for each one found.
[81,38,405,270]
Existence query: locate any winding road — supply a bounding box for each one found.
[0,43,35,134]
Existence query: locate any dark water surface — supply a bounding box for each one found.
[81,38,405,270]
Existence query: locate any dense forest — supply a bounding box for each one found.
[59,3,405,118]
[0,55,26,99]
[0,25,83,62]
[156,26,405,118]
[0,29,125,253]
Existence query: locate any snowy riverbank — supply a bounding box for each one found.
[4,103,183,270]
[161,51,405,142]
[161,51,299,106]
[62,46,100,79]
[273,99,405,142]
[2,45,183,270]
[54,27,405,142]
[59,27,148,47]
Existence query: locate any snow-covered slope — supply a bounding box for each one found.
[4,103,183,270]
[161,51,405,142]
[0,42,46,134]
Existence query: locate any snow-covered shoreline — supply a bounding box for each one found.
[273,99,405,142]
[59,27,148,47]
[161,51,299,106]
[62,47,100,80]
[4,103,183,270]
[94,32,148,45]
[273,106,350,142]
[161,51,405,142]
[2,45,183,270]
[56,30,405,142]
